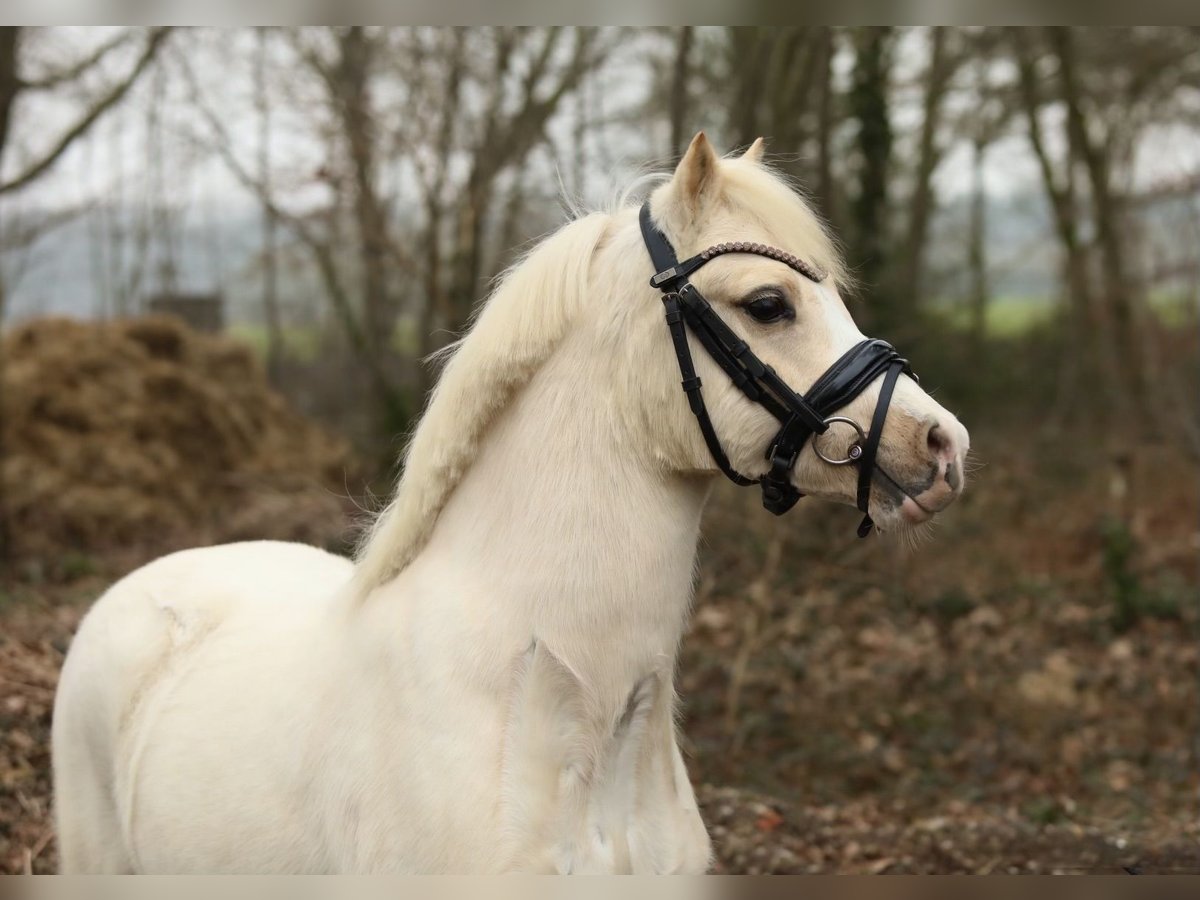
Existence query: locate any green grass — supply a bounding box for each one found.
[226,291,1195,364]
[227,324,325,362]
[926,294,1056,336]
[229,319,423,363]
[1147,289,1198,328]
[928,290,1196,338]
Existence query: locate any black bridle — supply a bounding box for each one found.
[640,202,913,537]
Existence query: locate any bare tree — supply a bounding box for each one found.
[305,28,401,363]
[174,35,408,425]
[667,27,694,159]
[1011,28,1102,410]
[411,29,466,396]
[180,27,614,433]
[898,27,958,306]
[440,29,609,346]
[255,28,284,382]
[0,27,171,195]
[1008,27,1199,420]
[1042,27,1200,417]
[847,27,896,332]
[1,27,170,572]
[813,28,838,225]
[949,30,1015,351]
[720,27,826,170]
[1050,27,1142,410]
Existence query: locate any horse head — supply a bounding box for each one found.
[635,133,970,533]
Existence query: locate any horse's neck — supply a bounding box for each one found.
[377,336,709,706]
[354,328,713,869]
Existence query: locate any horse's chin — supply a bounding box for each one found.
[789,486,929,542]
[871,500,939,545]
[900,495,935,525]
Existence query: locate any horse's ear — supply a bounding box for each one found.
[671,132,721,213]
[741,137,765,164]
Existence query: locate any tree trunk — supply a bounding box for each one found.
[848,27,895,333]
[255,28,283,382]
[0,28,18,155]
[416,31,466,398]
[728,28,765,147]
[1049,26,1144,415]
[1011,29,1100,413]
[968,137,990,350]
[416,182,443,396]
[668,27,693,159]
[814,28,836,227]
[0,28,19,571]
[333,28,392,361]
[329,27,410,433]
[900,26,952,308]
[444,174,493,340]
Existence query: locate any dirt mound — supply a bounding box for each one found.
[1,316,358,568]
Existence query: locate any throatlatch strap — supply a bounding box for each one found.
[662,294,756,487]
[855,360,904,537]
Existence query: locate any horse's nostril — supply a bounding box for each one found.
[926,423,954,461]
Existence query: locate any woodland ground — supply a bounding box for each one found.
[1,323,1198,874]
[3,429,1196,874]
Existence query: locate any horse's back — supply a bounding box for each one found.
[58,541,351,719]
[52,541,354,872]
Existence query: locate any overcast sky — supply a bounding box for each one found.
[3,27,1198,325]
[6,27,1198,219]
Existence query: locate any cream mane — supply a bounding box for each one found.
[353,154,848,596]
[353,211,614,593]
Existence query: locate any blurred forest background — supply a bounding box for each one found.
[0,26,1198,873]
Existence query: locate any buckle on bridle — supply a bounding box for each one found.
[760,443,802,515]
[650,267,679,288]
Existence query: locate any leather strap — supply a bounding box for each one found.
[640,203,681,281]
[662,293,756,487]
[855,360,904,537]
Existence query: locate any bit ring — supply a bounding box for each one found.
[814,416,868,465]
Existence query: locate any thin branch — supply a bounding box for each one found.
[0,199,89,252]
[0,27,171,195]
[18,28,134,90]
[173,42,403,406]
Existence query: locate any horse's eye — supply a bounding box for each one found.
[741,292,793,324]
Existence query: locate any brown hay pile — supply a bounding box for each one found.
[1,316,357,568]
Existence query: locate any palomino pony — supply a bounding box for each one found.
[52,135,969,873]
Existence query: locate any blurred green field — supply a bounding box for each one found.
[928,290,1196,337]
[228,292,1197,368]
[229,318,423,364]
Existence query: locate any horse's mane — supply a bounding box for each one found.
[352,157,847,595]
[352,211,614,594]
